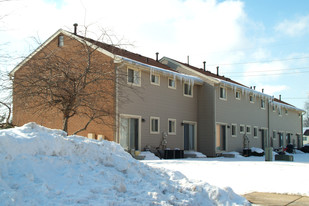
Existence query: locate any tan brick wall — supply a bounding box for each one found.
[12,32,116,140]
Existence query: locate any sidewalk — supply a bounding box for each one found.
[243,192,309,206]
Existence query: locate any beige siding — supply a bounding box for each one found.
[118,66,198,150]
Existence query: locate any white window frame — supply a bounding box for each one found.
[272,130,277,139]
[231,124,237,137]
[183,82,193,97]
[168,78,176,89]
[127,68,141,86]
[285,109,288,115]
[261,99,265,109]
[278,107,282,116]
[219,87,227,100]
[240,124,245,134]
[249,94,254,103]
[253,127,258,138]
[168,118,176,135]
[150,73,160,86]
[272,105,276,112]
[150,117,160,134]
[235,91,241,100]
[246,125,251,134]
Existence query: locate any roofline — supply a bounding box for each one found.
[160,56,219,84]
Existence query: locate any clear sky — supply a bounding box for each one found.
[1,0,308,110]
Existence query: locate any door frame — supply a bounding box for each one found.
[183,120,197,151]
[118,114,142,151]
[216,122,228,152]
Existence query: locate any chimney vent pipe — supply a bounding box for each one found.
[216,66,219,76]
[253,86,256,90]
[156,52,159,61]
[73,23,78,35]
[262,88,264,93]
[187,56,189,65]
[203,61,206,71]
[279,95,281,101]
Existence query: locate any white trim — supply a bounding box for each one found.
[183,82,193,97]
[260,99,266,110]
[168,118,177,135]
[240,124,245,134]
[150,73,160,86]
[231,123,237,137]
[219,86,227,100]
[127,67,141,87]
[182,120,198,151]
[168,77,176,89]
[235,90,241,100]
[249,94,254,103]
[246,125,251,134]
[150,116,160,134]
[253,126,258,138]
[118,114,142,151]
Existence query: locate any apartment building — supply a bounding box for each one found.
[160,57,304,156]
[10,28,304,157]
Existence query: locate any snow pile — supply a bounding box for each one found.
[140,151,160,160]
[184,150,207,158]
[250,147,264,153]
[0,123,249,206]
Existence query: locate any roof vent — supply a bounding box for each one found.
[262,88,264,93]
[216,66,219,76]
[187,56,190,65]
[279,95,281,101]
[156,52,159,61]
[203,61,206,71]
[73,23,78,35]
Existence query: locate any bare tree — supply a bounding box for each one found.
[304,100,309,127]
[11,27,130,134]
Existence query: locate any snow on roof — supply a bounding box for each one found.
[0,123,248,205]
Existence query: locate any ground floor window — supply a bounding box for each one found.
[150,117,160,134]
[231,124,237,137]
[168,118,176,135]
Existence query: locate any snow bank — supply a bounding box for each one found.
[250,147,264,153]
[0,123,249,205]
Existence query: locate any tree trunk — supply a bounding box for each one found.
[63,116,69,133]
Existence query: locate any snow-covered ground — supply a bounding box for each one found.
[145,151,309,196]
[0,123,249,206]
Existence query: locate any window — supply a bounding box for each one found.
[127,68,141,86]
[246,125,251,134]
[150,117,160,134]
[254,127,258,137]
[249,95,254,103]
[261,99,265,109]
[231,124,237,137]
[58,35,64,47]
[240,125,245,134]
[150,74,160,86]
[168,78,176,89]
[235,91,241,100]
[285,109,288,115]
[219,87,227,100]
[272,105,276,112]
[183,82,193,97]
[273,131,276,139]
[278,107,282,116]
[168,119,176,135]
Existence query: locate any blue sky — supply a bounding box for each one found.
[0,0,308,110]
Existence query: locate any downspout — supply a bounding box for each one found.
[115,65,119,143]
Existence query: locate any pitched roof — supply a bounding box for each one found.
[167,58,300,109]
[78,35,176,73]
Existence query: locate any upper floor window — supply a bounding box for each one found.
[285,109,288,115]
[254,127,258,137]
[261,99,265,109]
[58,35,64,47]
[220,87,227,100]
[183,82,193,97]
[235,91,241,100]
[150,74,160,86]
[240,124,245,134]
[127,68,141,86]
[278,107,282,116]
[249,95,254,103]
[246,125,251,134]
[168,78,176,89]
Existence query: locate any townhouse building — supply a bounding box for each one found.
[160,57,304,156]
[10,28,304,157]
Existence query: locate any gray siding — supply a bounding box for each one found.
[118,66,198,150]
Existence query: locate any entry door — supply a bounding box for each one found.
[216,124,226,151]
[119,117,139,151]
[184,123,195,150]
